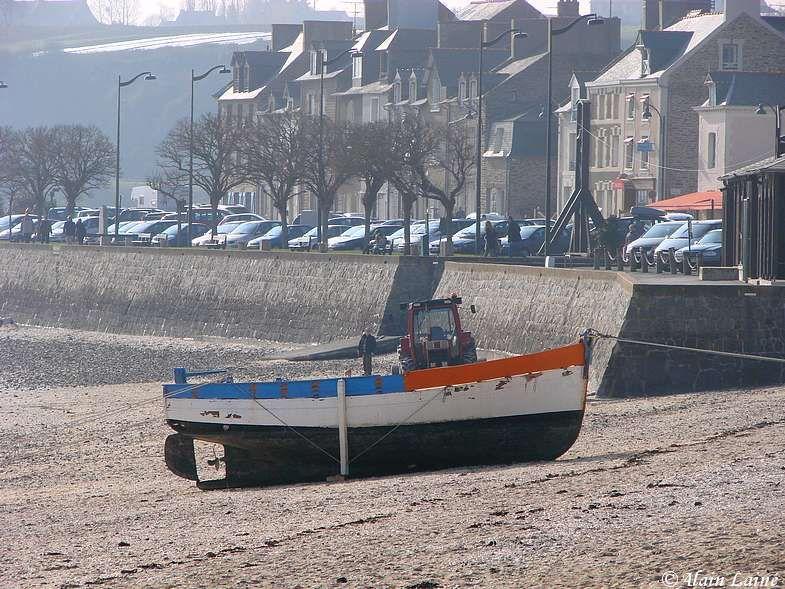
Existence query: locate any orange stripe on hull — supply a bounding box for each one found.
[403,341,586,392]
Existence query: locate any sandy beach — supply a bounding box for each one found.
[2,325,784,588]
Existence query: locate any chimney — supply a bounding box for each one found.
[557,0,580,17]
[725,0,761,21]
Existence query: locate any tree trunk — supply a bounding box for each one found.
[210,198,219,237]
[403,197,412,256]
[362,182,378,250]
[444,202,455,247]
[278,202,288,249]
[320,199,330,253]
[65,193,78,218]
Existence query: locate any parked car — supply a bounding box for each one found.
[654,219,722,260]
[0,214,25,238]
[328,216,364,227]
[116,208,162,223]
[47,221,67,242]
[430,219,510,254]
[674,228,723,265]
[391,219,474,253]
[218,204,250,215]
[624,221,685,257]
[165,207,230,227]
[222,220,280,249]
[46,207,92,221]
[499,225,574,256]
[219,213,266,225]
[152,223,210,247]
[75,209,100,219]
[288,224,350,251]
[192,221,246,247]
[248,224,313,249]
[327,224,393,251]
[122,220,178,245]
[142,211,172,221]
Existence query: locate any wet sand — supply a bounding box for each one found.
[1,326,784,588]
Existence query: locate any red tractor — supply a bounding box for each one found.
[396,295,478,373]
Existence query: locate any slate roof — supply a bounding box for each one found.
[334,81,394,96]
[376,28,437,51]
[704,71,785,107]
[429,47,509,83]
[720,154,785,178]
[485,107,547,158]
[458,0,541,21]
[590,12,726,85]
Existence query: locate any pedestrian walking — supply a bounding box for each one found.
[63,216,76,244]
[38,217,52,243]
[19,212,34,243]
[75,218,86,245]
[483,220,498,257]
[358,328,377,376]
[506,216,521,257]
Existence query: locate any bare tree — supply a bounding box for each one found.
[4,127,59,219]
[389,115,438,254]
[52,125,116,217]
[418,123,475,247]
[242,111,306,246]
[349,121,396,243]
[104,0,138,24]
[148,169,188,236]
[0,126,16,217]
[157,113,248,234]
[301,117,355,251]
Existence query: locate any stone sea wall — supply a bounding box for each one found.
[2,244,783,397]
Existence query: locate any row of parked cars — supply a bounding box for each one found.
[623,216,723,268]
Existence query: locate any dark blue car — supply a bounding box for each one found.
[249,224,313,249]
[500,225,573,256]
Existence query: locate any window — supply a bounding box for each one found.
[308,94,316,115]
[494,127,505,153]
[310,51,320,76]
[394,81,402,103]
[626,94,635,120]
[640,135,650,170]
[624,137,634,169]
[612,94,619,119]
[721,43,740,70]
[641,47,650,76]
[353,54,363,79]
[511,90,518,102]
[458,80,466,103]
[469,79,478,100]
[571,87,580,122]
[605,94,612,119]
[611,133,619,167]
[244,65,251,91]
[568,132,576,171]
[370,97,380,122]
[605,131,612,168]
[409,79,417,101]
[640,95,650,123]
[708,132,717,169]
[598,95,605,120]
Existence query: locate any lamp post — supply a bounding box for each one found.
[641,97,665,201]
[755,102,785,158]
[542,13,603,259]
[115,71,156,243]
[189,65,230,245]
[317,46,357,249]
[474,27,526,254]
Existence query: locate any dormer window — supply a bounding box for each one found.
[469,79,478,100]
[459,79,466,104]
[641,47,650,76]
[394,80,402,103]
[570,87,579,122]
[245,65,251,91]
[708,82,717,106]
[353,54,363,79]
[380,53,388,76]
[269,94,276,111]
[409,78,417,102]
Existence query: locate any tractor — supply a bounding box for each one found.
[396,295,478,373]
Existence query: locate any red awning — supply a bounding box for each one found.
[654,191,722,211]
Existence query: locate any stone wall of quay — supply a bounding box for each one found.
[2,243,784,397]
[0,244,437,343]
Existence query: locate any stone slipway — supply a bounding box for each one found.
[1,243,783,397]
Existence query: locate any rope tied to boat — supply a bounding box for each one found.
[586,329,785,365]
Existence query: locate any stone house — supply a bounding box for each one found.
[696,71,785,190]
[557,0,785,217]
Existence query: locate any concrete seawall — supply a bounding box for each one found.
[2,243,783,397]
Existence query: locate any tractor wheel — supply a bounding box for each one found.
[461,338,478,365]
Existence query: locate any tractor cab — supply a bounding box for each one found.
[397,295,477,372]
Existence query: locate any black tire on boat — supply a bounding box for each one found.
[461,338,478,364]
[397,346,416,373]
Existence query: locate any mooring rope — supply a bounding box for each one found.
[587,329,785,365]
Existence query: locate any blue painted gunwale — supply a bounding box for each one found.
[164,374,406,400]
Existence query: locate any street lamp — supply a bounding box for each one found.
[317,46,358,249]
[542,13,603,260]
[641,96,665,202]
[0,81,7,89]
[115,71,156,243]
[755,102,785,158]
[474,27,527,254]
[189,65,230,245]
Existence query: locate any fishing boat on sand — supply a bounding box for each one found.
[162,296,593,489]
